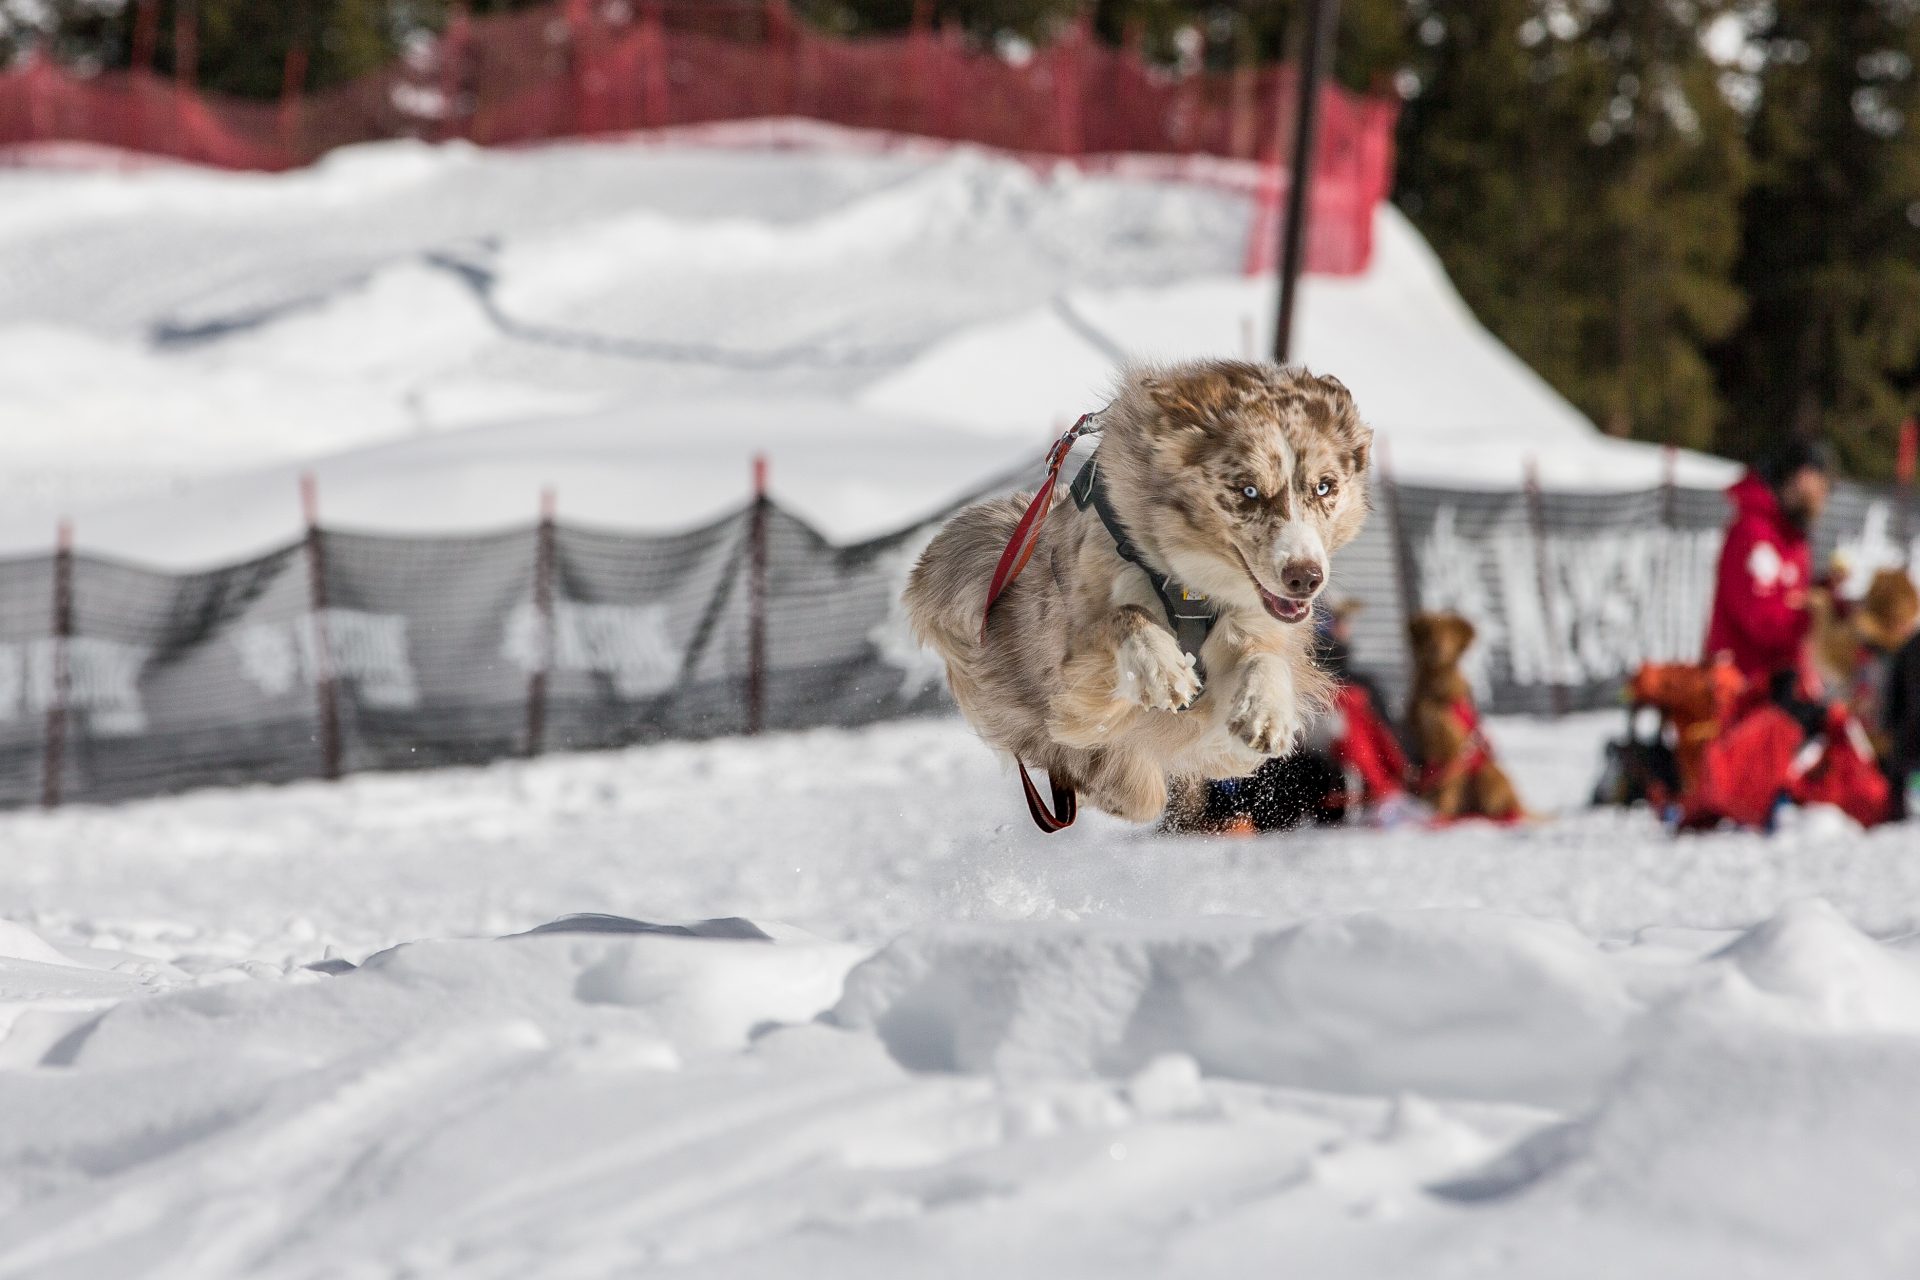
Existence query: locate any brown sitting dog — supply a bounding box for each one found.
[904,360,1373,825]
[1406,612,1523,821]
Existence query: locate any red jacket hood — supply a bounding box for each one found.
[1727,471,1793,537]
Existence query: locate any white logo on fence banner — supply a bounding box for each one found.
[1834,502,1920,596]
[501,600,680,698]
[0,638,152,735]
[869,526,948,697]
[1417,503,1719,691]
[231,610,420,708]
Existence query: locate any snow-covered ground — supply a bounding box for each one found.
[5,711,1920,1278]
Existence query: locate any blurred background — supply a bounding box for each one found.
[8,0,1909,470]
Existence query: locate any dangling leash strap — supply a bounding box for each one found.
[976,414,1104,833]
[1069,455,1220,685]
[980,413,1101,642]
[1015,757,1078,832]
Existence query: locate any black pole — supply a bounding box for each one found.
[301,472,342,782]
[41,520,72,810]
[525,488,557,758]
[747,454,768,734]
[1273,0,1340,364]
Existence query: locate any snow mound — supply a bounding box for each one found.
[1423,1027,1920,1276]
[1710,898,1920,1032]
[59,928,864,1073]
[0,919,75,968]
[830,912,1636,1109]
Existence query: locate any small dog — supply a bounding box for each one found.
[1406,612,1523,821]
[1813,567,1920,686]
[904,361,1373,824]
[1812,566,1920,755]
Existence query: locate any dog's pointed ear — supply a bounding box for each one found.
[1346,426,1373,476]
[1141,366,1237,430]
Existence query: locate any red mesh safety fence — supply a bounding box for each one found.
[0,1,1397,274]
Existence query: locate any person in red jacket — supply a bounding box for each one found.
[1703,439,1833,701]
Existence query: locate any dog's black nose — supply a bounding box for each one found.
[1282,560,1324,597]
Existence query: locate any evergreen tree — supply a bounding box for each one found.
[1718,0,1920,478]
[1397,0,1746,450]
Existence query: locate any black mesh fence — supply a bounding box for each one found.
[2,467,1914,808]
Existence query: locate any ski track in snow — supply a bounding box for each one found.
[4,712,1920,1277]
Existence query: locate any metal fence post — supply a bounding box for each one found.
[526,488,557,756]
[639,1,669,129]
[132,0,161,73]
[1273,0,1341,361]
[1658,444,1681,660]
[173,0,198,88]
[1524,457,1570,716]
[41,520,72,810]
[1898,417,1916,554]
[1053,15,1086,157]
[438,1,471,144]
[747,454,769,734]
[278,38,309,156]
[301,472,343,781]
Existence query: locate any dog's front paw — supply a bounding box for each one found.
[1115,628,1200,711]
[1229,670,1302,755]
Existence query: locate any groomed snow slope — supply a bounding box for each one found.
[4,713,1920,1278]
[0,128,1735,566]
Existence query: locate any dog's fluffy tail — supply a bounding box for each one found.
[902,493,1029,664]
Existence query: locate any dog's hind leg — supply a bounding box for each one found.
[1081,748,1169,824]
[902,495,1025,656]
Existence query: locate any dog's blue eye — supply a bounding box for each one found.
[1315,479,1334,497]
[1241,485,1260,500]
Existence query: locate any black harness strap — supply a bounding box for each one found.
[1069,456,1220,687]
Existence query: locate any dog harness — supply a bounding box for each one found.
[977,417,1221,834]
[1068,455,1221,683]
[1418,696,1493,794]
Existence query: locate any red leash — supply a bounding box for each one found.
[980,413,1100,832]
[979,413,1100,642]
[1015,758,1078,832]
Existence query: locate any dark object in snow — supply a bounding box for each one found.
[1173,750,1349,834]
[511,914,773,942]
[1591,706,1681,809]
[1237,751,1351,830]
[304,957,359,975]
[1886,630,1920,819]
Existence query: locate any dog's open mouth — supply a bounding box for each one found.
[1235,551,1313,624]
[1257,585,1312,624]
